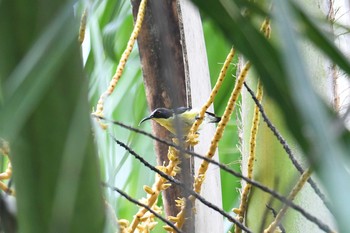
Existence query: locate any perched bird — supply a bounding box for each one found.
[139,107,221,135]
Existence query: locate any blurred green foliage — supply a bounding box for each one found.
[0,0,105,233]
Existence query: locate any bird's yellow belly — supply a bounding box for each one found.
[154,116,195,135]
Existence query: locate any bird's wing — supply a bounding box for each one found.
[174,107,191,114]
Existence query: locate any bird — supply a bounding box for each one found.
[139,107,221,135]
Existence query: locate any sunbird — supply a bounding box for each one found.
[139,107,221,135]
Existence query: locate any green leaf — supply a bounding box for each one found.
[0,1,105,233]
[293,2,350,78]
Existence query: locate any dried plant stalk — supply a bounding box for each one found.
[93,0,148,122]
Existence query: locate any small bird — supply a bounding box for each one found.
[139,107,221,135]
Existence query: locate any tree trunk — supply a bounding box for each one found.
[130,0,194,231]
[131,0,223,232]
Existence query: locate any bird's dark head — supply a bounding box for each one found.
[139,108,173,125]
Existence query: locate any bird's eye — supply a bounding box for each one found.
[152,108,172,119]
[152,109,163,118]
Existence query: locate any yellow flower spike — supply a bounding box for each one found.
[175,203,182,208]
[93,0,148,126]
[167,171,173,177]
[235,18,270,233]
[186,132,199,145]
[128,144,181,233]
[168,155,179,163]
[175,197,185,207]
[163,225,174,231]
[235,80,263,233]
[78,8,87,44]
[0,139,15,195]
[168,216,179,222]
[193,61,251,196]
[274,228,282,233]
[260,18,271,38]
[194,173,206,193]
[172,138,180,144]
[155,165,164,170]
[120,228,129,233]
[136,224,145,232]
[155,166,167,174]
[0,139,10,155]
[152,204,162,212]
[199,161,209,173]
[136,213,144,219]
[143,185,155,195]
[139,215,150,222]
[183,152,191,159]
[265,228,282,233]
[147,222,158,230]
[161,183,172,190]
[139,198,148,204]
[177,19,269,233]
[118,219,130,228]
[172,166,181,173]
[148,192,159,204]
[145,211,155,218]
[232,208,241,215]
[169,146,178,157]
[187,47,236,145]
[0,163,11,180]
[173,205,186,230]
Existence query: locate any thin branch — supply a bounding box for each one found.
[110,134,253,233]
[265,168,313,233]
[102,182,183,233]
[243,82,331,210]
[93,115,335,233]
[266,205,286,233]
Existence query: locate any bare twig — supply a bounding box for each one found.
[110,134,253,233]
[102,182,183,233]
[243,82,331,211]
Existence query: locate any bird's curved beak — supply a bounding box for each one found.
[139,116,153,126]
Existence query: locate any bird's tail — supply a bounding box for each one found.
[201,111,221,123]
